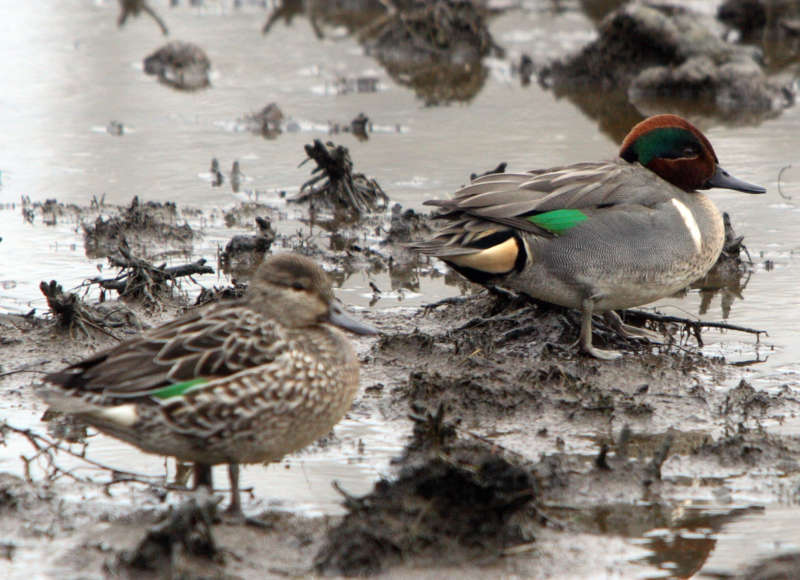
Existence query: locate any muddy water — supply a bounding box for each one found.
[0,1,799,578]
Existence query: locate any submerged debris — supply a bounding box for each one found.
[209,158,224,187]
[293,139,388,218]
[362,0,499,105]
[106,120,125,136]
[241,102,284,139]
[314,404,536,576]
[143,41,210,91]
[117,0,168,36]
[19,196,82,226]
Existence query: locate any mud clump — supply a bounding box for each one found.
[112,497,224,579]
[292,139,388,219]
[144,41,210,91]
[735,551,800,580]
[718,0,800,41]
[240,102,284,139]
[540,3,793,120]
[373,291,716,421]
[219,216,276,282]
[314,406,537,576]
[362,0,498,105]
[382,203,432,245]
[83,196,195,259]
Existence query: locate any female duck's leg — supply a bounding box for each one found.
[193,463,213,489]
[226,463,242,518]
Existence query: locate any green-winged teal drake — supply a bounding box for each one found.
[38,253,377,517]
[411,114,765,360]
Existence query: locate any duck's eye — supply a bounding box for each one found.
[291,281,307,291]
[681,145,699,157]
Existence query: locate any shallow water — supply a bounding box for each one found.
[0,1,799,577]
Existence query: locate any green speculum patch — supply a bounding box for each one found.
[527,208,588,234]
[152,377,207,400]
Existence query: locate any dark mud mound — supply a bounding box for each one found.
[143,41,211,91]
[719,0,800,40]
[374,291,709,419]
[112,497,225,579]
[540,3,793,121]
[362,0,498,105]
[83,196,195,259]
[314,406,537,575]
[263,0,385,38]
[292,139,388,218]
[382,203,433,245]
[736,551,800,580]
[239,102,284,139]
[219,216,276,282]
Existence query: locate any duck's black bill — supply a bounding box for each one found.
[705,165,766,194]
[329,302,379,335]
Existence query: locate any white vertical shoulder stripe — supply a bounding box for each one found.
[670,198,702,252]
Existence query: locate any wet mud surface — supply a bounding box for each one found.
[1,1,799,579]
[1,186,797,579]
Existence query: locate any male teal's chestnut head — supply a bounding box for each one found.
[619,114,765,194]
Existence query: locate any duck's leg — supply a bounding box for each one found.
[603,311,662,343]
[224,463,270,527]
[225,463,243,518]
[193,463,213,489]
[579,297,622,360]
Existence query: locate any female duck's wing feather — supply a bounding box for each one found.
[45,301,289,400]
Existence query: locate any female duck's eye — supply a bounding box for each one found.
[291,281,306,291]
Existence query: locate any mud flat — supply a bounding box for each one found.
[0,200,796,578]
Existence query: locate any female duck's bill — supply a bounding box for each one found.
[329,301,378,335]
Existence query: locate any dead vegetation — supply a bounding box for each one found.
[91,242,213,307]
[292,139,389,218]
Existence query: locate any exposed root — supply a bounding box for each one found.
[91,241,212,307]
[39,280,125,339]
[292,139,388,218]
